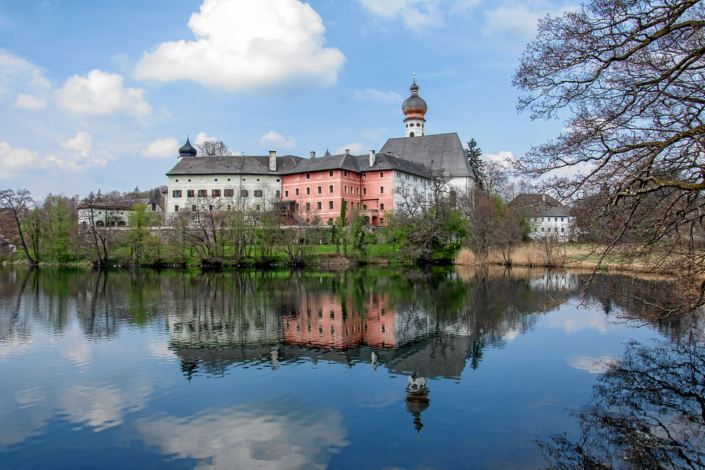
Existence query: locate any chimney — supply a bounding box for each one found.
[345,149,350,155]
[541,194,546,203]
[310,151,316,159]
[269,150,277,172]
[369,150,376,167]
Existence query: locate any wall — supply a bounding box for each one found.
[528,216,575,242]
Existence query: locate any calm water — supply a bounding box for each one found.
[0,266,703,469]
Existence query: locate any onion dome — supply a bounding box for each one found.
[179,137,198,157]
[402,77,427,118]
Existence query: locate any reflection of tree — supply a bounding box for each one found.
[538,337,705,470]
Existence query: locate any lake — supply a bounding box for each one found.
[0,266,703,469]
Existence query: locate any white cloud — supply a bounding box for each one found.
[141,138,181,159]
[137,405,348,470]
[55,69,152,116]
[335,143,368,154]
[194,132,216,146]
[352,89,401,104]
[483,4,578,39]
[14,93,47,110]
[59,383,151,432]
[359,0,443,31]
[0,49,51,103]
[51,132,110,170]
[133,0,345,91]
[567,355,619,374]
[260,131,297,150]
[0,141,39,179]
[484,150,517,168]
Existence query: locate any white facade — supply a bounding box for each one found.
[393,170,431,208]
[405,120,425,138]
[527,216,575,242]
[166,173,283,215]
[77,207,132,227]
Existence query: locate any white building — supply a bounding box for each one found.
[510,194,575,242]
[77,205,134,227]
[164,139,302,216]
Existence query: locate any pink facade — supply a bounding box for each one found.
[282,292,395,349]
[281,168,395,226]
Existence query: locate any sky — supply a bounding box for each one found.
[0,0,574,199]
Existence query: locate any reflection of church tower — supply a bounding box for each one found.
[402,73,428,138]
[405,374,430,438]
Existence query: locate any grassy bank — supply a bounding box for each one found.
[454,244,670,274]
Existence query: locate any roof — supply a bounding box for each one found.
[509,194,573,218]
[166,155,303,176]
[178,138,198,157]
[281,153,360,174]
[357,154,431,178]
[379,133,474,179]
[282,152,431,179]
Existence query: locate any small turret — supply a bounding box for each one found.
[402,72,427,138]
[178,137,198,158]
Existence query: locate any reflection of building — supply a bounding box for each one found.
[282,292,395,349]
[406,374,430,438]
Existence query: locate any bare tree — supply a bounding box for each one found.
[195,141,233,157]
[513,0,705,315]
[0,189,37,265]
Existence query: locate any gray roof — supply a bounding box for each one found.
[379,133,474,179]
[357,154,431,178]
[167,155,303,176]
[282,152,431,179]
[509,194,572,218]
[281,153,360,174]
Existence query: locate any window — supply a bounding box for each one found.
[329,185,334,193]
[363,204,367,210]
[256,178,260,182]
[363,188,367,195]
[561,217,564,222]
[224,189,234,197]
[198,190,207,197]
[329,201,334,209]
[187,190,195,197]
[241,190,248,197]
[380,218,384,225]
[296,203,300,211]
[381,325,386,333]
[317,201,322,210]
[555,218,558,221]
[295,188,300,196]
[175,179,179,182]
[254,190,263,197]
[285,190,289,198]
[209,205,213,211]
[212,189,221,197]
[306,173,311,180]
[306,202,311,211]
[356,187,359,195]
[344,185,347,194]
[344,171,347,177]
[329,171,333,177]
[192,205,197,212]
[215,178,218,182]
[275,190,281,198]
[380,172,384,178]
[256,205,260,210]
[172,190,182,197]
[380,186,384,194]
[363,173,367,179]
[330,311,335,319]
[174,205,179,212]
[227,178,231,182]
[317,186,322,194]
[188,179,192,182]
[306,187,310,195]
[318,310,323,318]
[380,203,385,211]
[561,228,565,232]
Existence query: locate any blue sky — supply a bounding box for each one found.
[0,0,573,199]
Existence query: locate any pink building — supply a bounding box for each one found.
[282,292,395,350]
[281,150,430,226]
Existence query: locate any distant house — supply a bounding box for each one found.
[0,234,16,254]
[509,194,575,242]
[77,205,134,227]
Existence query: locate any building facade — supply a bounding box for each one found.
[510,194,575,242]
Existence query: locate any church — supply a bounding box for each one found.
[164,77,475,226]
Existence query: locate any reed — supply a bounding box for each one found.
[454,247,476,265]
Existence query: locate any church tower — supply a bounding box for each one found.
[402,73,427,137]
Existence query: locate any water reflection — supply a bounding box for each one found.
[539,336,705,469]
[1,265,702,469]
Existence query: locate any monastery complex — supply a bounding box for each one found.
[164,78,475,226]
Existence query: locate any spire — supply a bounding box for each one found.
[178,136,198,158]
[323,148,332,157]
[402,73,427,137]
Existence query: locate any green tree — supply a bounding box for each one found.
[126,203,161,265]
[466,139,486,191]
[336,199,348,256]
[350,214,368,262]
